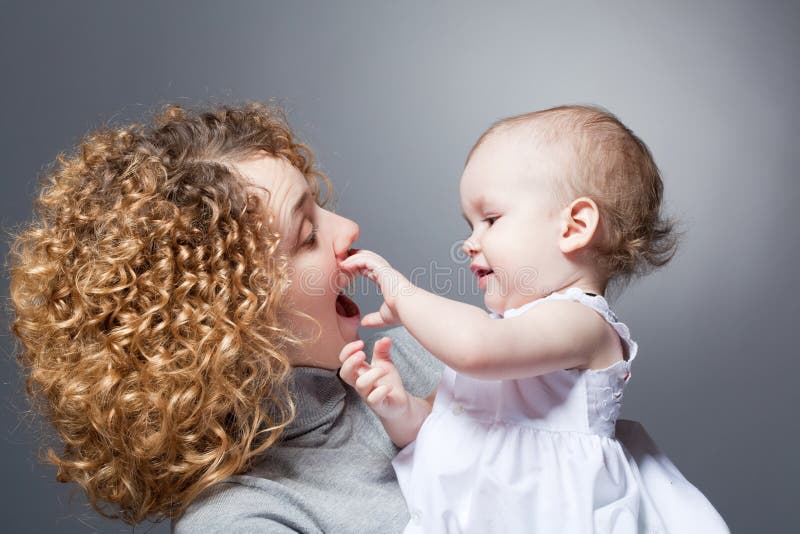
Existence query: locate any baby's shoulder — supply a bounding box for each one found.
[521,298,627,370]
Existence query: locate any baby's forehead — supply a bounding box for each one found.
[493,117,578,153]
[462,142,559,204]
[476,125,576,180]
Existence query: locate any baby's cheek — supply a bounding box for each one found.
[484,277,505,304]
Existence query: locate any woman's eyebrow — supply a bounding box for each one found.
[290,191,311,246]
[291,191,310,217]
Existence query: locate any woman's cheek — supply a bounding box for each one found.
[287,259,318,313]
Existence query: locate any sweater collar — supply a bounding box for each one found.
[283,366,347,438]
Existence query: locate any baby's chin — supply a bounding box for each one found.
[483,294,505,315]
[485,291,536,316]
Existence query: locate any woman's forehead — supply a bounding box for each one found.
[235,155,307,198]
[232,154,309,232]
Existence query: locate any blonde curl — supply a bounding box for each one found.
[8,102,331,523]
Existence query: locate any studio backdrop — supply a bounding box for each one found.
[1,1,797,532]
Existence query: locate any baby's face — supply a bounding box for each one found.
[460,132,567,314]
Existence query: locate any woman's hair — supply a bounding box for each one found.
[469,104,680,287]
[8,102,330,523]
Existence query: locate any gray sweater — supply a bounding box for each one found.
[173,327,441,533]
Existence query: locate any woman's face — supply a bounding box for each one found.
[233,154,362,369]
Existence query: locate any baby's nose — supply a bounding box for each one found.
[462,239,479,255]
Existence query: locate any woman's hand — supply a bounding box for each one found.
[338,337,411,420]
[339,250,411,327]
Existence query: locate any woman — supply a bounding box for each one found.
[9,102,440,532]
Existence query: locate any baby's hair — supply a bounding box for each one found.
[469,104,679,287]
[7,102,329,523]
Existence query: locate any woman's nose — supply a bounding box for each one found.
[333,213,360,260]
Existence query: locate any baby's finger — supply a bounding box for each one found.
[361,311,387,327]
[339,339,365,362]
[378,302,400,325]
[339,351,368,385]
[371,337,394,365]
[339,254,373,272]
[340,251,386,275]
[367,384,391,406]
[354,366,388,395]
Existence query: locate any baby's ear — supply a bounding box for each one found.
[558,197,600,254]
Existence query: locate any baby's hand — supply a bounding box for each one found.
[339,250,410,316]
[339,337,410,420]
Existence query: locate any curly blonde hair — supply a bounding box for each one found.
[8,102,330,523]
[470,104,679,286]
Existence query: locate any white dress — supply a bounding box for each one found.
[392,287,729,533]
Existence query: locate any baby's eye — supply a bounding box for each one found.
[484,216,499,226]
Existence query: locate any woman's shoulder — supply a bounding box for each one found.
[366,327,442,397]
[173,475,322,534]
[174,457,409,533]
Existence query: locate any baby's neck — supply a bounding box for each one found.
[551,273,606,297]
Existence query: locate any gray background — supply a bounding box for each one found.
[1,1,797,532]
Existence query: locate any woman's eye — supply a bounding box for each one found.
[302,223,319,248]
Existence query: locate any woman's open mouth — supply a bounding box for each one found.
[335,292,360,318]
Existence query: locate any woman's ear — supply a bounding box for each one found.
[558,197,600,254]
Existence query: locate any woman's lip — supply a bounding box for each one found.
[335,293,360,318]
[336,293,361,341]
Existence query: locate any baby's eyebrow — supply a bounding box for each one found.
[461,193,488,228]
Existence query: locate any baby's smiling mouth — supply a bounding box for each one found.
[470,264,494,290]
[471,265,494,279]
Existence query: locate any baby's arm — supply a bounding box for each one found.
[341,250,610,380]
[339,337,434,448]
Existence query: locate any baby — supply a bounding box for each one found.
[339,105,729,533]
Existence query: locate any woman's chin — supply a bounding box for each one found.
[336,309,361,342]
